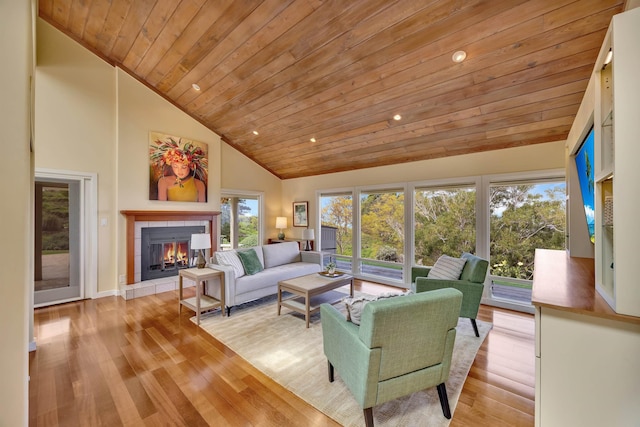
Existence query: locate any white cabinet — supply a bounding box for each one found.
[594,7,640,317]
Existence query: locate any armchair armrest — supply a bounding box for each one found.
[320,303,382,408]
[300,250,322,266]
[411,266,431,282]
[414,277,484,318]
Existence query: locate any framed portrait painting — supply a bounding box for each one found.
[149,132,209,202]
[293,201,308,227]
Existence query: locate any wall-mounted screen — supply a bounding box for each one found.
[574,126,595,243]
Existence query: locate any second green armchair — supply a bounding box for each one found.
[411,252,489,337]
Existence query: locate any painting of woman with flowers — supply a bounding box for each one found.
[149,132,208,202]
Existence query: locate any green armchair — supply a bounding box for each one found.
[320,288,463,426]
[411,252,489,337]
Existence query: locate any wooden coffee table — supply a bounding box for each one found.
[277,272,354,328]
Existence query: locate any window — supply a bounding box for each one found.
[315,170,564,311]
[414,185,476,266]
[320,192,353,271]
[359,188,404,281]
[489,179,566,303]
[220,193,261,250]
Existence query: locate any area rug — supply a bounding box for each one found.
[196,292,491,426]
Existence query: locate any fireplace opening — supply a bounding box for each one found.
[141,226,205,281]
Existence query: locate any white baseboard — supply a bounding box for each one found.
[117,276,195,300]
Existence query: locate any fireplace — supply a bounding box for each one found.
[141,226,204,281]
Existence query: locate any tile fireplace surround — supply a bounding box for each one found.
[120,210,220,300]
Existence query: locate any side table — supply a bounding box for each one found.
[178,267,225,325]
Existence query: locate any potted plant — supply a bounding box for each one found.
[325,258,337,275]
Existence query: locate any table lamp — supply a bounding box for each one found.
[276,217,287,240]
[191,233,211,268]
[302,228,314,251]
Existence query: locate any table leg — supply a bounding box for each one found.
[349,278,354,297]
[178,275,183,315]
[196,279,201,325]
[277,286,282,316]
[305,291,310,328]
[220,273,225,317]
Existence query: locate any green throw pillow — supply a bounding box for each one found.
[236,249,264,275]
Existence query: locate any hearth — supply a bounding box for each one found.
[141,226,204,281]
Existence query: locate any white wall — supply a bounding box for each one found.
[115,69,223,278]
[35,18,117,294]
[221,143,282,241]
[0,1,32,424]
[282,141,566,239]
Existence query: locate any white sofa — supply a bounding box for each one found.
[209,241,323,315]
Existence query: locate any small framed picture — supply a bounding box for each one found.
[293,201,308,227]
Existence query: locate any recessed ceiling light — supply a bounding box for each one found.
[252,130,259,136]
[192,83,201,91]
[393,114,402,121]
[310,137,316,143]
[452,50,467,63]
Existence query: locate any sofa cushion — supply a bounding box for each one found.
[262,241,301,268]
[215,250,245,278]
[427,255,466,280]
[234,262,322,296]
[237,249,264,275]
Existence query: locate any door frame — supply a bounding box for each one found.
[34,168,97,307]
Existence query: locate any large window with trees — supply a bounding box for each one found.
[359,188,404,281]
[220,194,261,250]
[316,170,564,310]
[320,193,353,271]
[489,179,566,303]
[414,185,476,266]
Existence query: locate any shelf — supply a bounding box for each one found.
[180,295,222,312]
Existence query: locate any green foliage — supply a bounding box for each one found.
[240,234,258,247]
[42,214,63,231]
[42,231,69,251]
[489,184,565,279]
[40,187,69,250]
[320,183,565,282]
[414,188,476,266]
[360,192,404,260]
[375,246,402,262]
[321,195,353,256]
[220,197,258,247]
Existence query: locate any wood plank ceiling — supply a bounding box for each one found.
[38,0,625,179]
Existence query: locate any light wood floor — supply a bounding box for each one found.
[30,281,535,426]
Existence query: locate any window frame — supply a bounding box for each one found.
[220,189,264,250]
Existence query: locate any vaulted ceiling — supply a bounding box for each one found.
[38,0,625,179]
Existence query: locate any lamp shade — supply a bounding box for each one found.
[302,229,315,240]
[275,217,287,229]
[191,233,211,250]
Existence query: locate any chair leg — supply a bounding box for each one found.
[470,318,479,337]
[437,383,452,419]
[328,361,334,382]
[363,407,374,427]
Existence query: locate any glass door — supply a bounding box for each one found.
[34,178,82,306]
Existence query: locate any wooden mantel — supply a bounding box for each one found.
[120,210,220,285]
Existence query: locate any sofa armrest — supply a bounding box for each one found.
[300,250,323,266]
[411,266,431,282]
[206,263,236,307]
[414,277,484,318]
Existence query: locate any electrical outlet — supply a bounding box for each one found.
[119,274,126,284]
